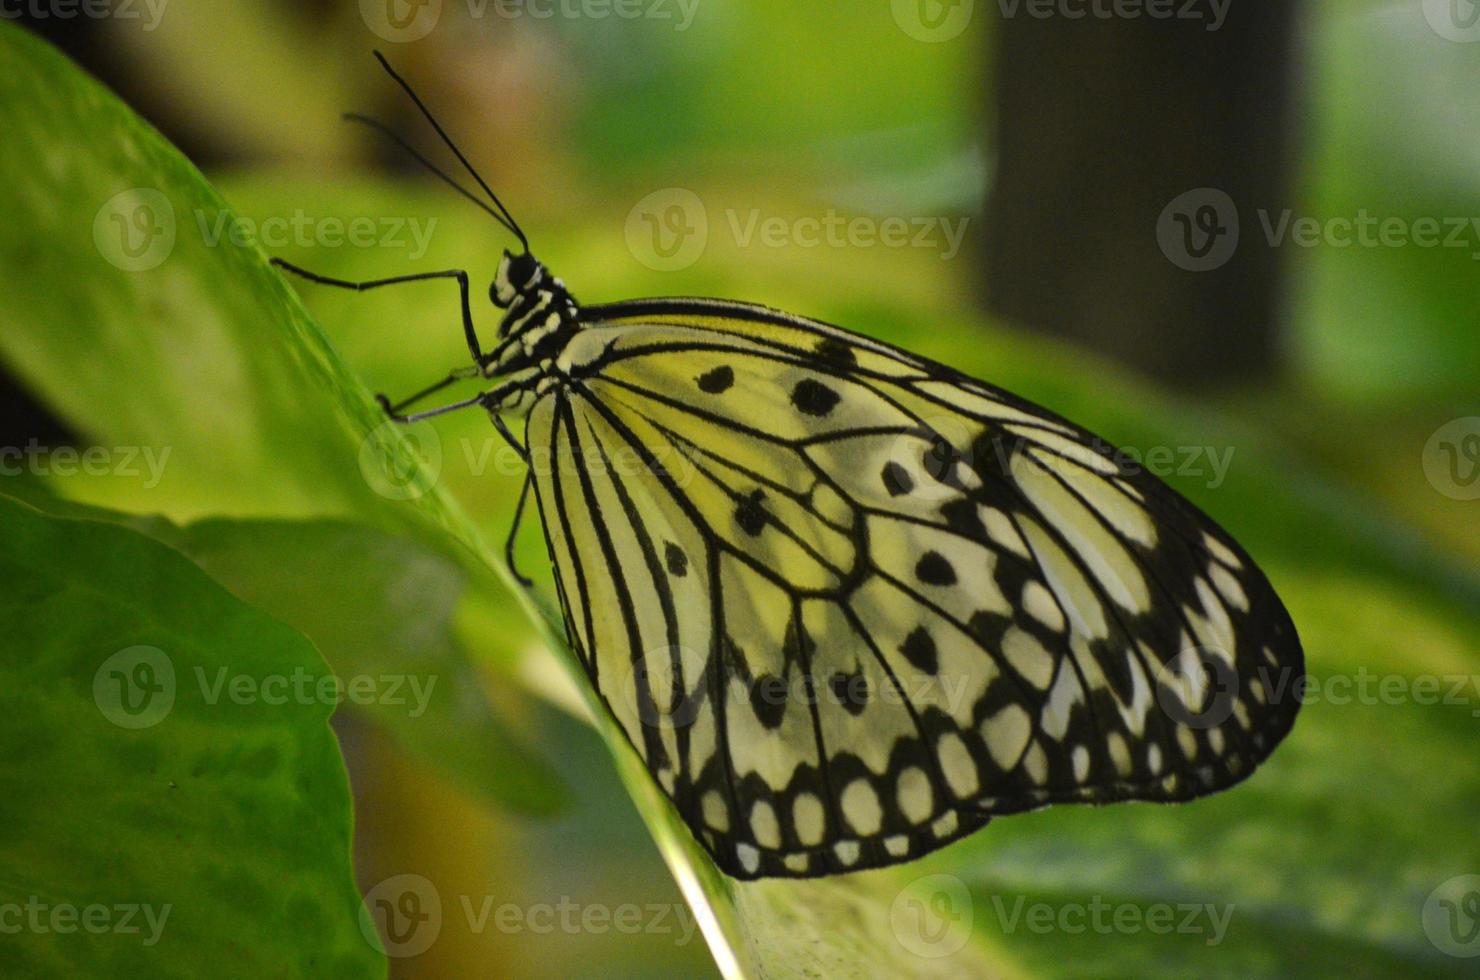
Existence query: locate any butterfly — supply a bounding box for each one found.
[274,53,1304,880]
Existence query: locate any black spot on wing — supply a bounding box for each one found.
[881,462,914,497]
[915,550,957,586]
[939,497,986,539]
[900,626,939,675]
[735,489,769,536]
[749,674,789,729]
[829,670,870,715]
[697,365,735,393]
[791,379,841,417]
[664,541,688,577]
[814,336,858,367]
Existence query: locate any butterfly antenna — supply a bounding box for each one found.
[371,49,530,253]
[343,112,514,230]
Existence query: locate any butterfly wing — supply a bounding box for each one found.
[524,298,1303,880]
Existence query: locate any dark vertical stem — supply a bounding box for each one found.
[984,6,1301,387]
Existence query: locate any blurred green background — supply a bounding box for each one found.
[1,1,1478,977]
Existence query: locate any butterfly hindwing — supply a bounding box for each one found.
[525,298,1302,879]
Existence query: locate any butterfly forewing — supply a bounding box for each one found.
[525,298,1302,879]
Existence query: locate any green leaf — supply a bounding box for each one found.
[0,494,383,978]
[164,517,568,817]
[2,479,567,819]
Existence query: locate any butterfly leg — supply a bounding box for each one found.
[377,370,542,425]
[269,258,488,362]
[504,472,535,588]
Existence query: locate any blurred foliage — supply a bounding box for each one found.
[3,1,1480,978]
[0,494,381,979]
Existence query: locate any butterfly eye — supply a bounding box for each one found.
[508,252,538,287]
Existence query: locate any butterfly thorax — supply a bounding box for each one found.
[486,251,581,381]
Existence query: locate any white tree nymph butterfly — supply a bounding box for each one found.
[274,52,1303,880]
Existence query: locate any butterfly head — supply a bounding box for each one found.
[490,249,545,309]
